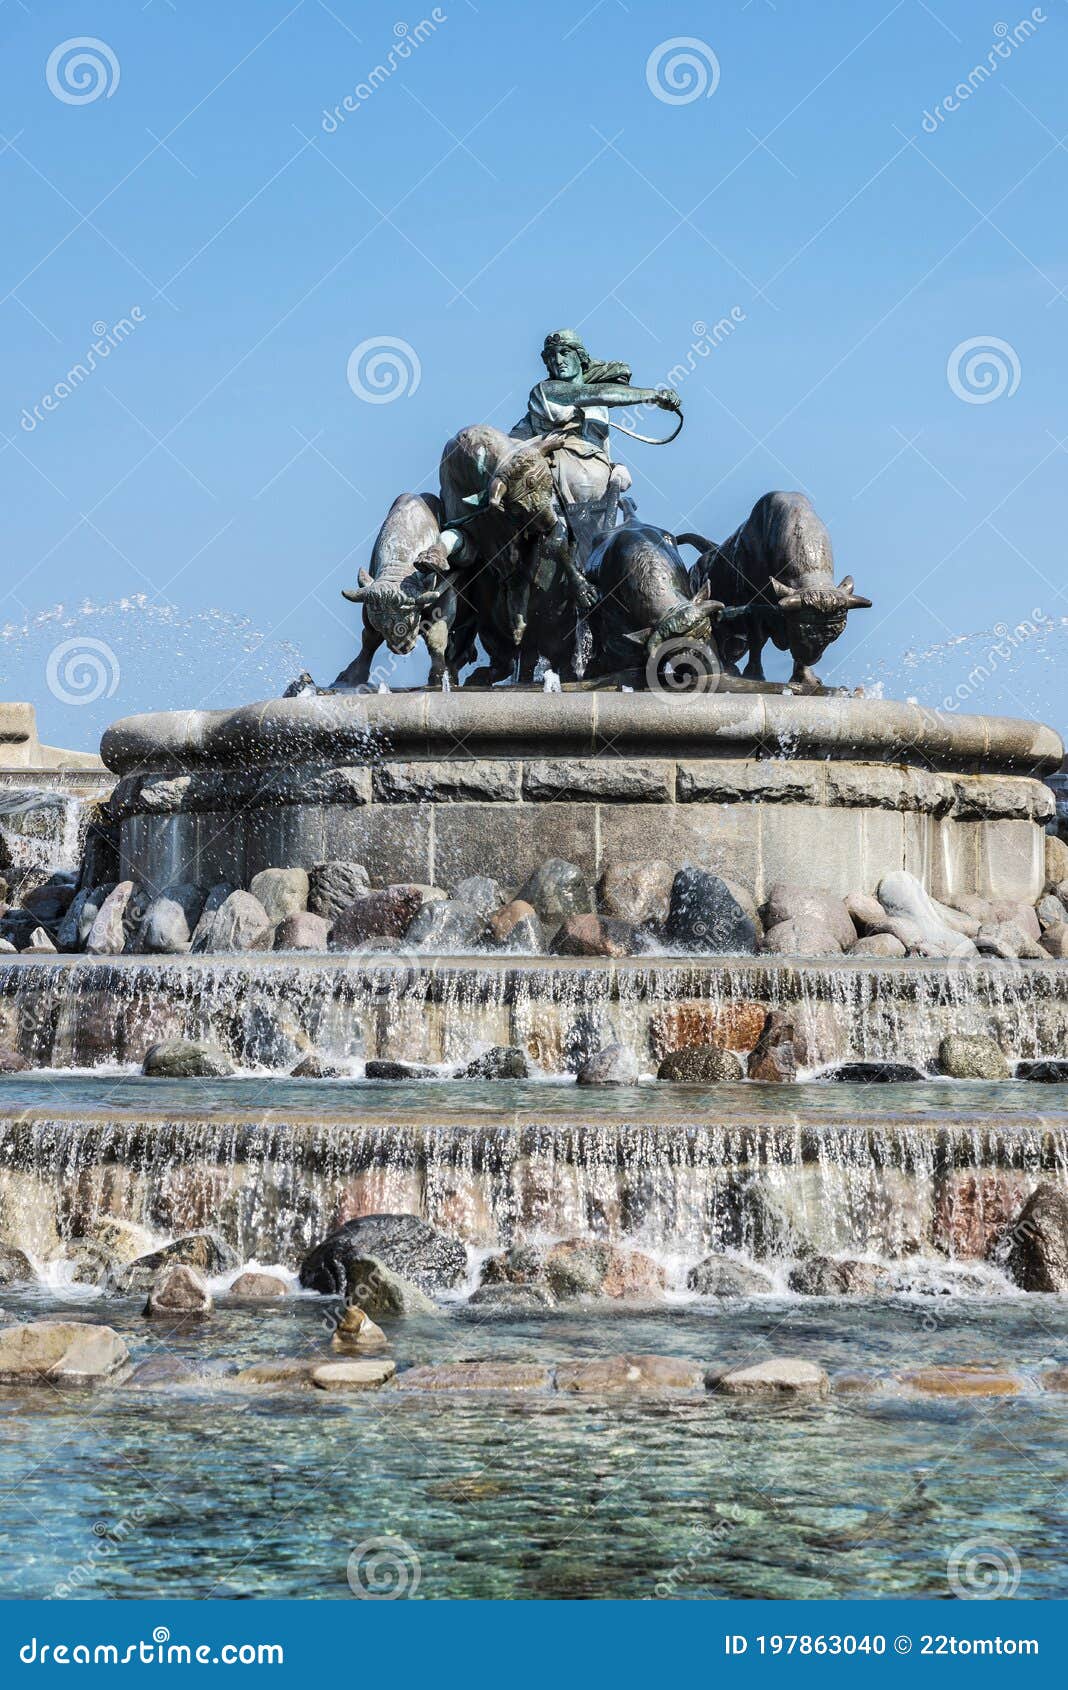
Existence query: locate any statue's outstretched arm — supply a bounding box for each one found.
[540,379,679,412]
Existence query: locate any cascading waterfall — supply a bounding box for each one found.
[2,1105,1065,1277]
[4,953,1068,1071]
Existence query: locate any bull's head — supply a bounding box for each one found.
[484,431,569,521]
[625,581,724,654]
[768,573,871,667]
[341,571,449,654]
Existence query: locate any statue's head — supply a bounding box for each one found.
[541,328,589,382]
[769,574,872,665]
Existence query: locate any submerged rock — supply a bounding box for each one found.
[142,1039,235,1079]
[820,1061,924,1083]
[458,1045,530,1080]
[555,1354,704,1393]
[122,1231,238,1289]
[787,1255,893,1296]
[323,1255,437,1317]
[0,1320,129,1386]
[711,1357,829,1397]
[299,1213,467,1296]
[145,1263,212,1318]
[466,1283,556,1312]
[686,1256,775,1298]
[577,1044,640,1086]
[0,1046,31,1074]
[398,1361,551,1393]
[363,1059,436,1080]
[657,1045,743,1082]
[310,1358,396,1391]
[937,1034,1010,1080]
[666,867,758,954]
[1003,1183,1068,1292]
[1016,1060,1068,1083]
[896,1365,1023,1397]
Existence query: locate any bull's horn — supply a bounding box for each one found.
[486,477,505,509]
[676,531,715,552]
[837,575,855,594]
[415,586,448,608]
[623,626,653,647]
[341,586,367,604]
[690,582,721,609]
[777,594,803,611]
[769,576,792,601]
[845,593,872,609]
[461,491,485,508]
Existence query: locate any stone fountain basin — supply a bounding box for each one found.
[99,691,1062,902]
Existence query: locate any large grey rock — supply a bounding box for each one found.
[658,1045,744,1082]
[136,884,205,954]
[273,910,330,951]
[1003,1183,1068,1291]
[666,867,758,954]
[719,1178,809,1260]
[1041,925,1068,959]
[877,871,977,958]
[458,1045,530,1079]
[975,921,1046,961]
[25,926,56,953]
[144,1263,213,1317]
[598,859,675,925]
[321,1255,437,1318]
[0,1320,129,1385]
[59,883,116,952]
[21,873,77,927]
[514,858,593,919]
[577,1043,640,1086]
[686,1256,774,1297]
[849,932,907,958]
[119,1232,238,1291]
[938,1034,1010,1080]
[85,880,136,955]
[760,917,842,956]
[299,1213,467,1296]
[189,882,237,952]
[142,1039,234,1079]
[201,890,272,953]
[481,1239,665,1301]
[761,884,856,950]
[1035,893,1068,932]
[308,860,371,922]
[788,1255,894,1296]
[363,1058,435,1080]
[249,867,309,924]
[405,898,485,952]
[451,876,504,918]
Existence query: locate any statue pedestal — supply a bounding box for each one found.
[100,692,1061,904]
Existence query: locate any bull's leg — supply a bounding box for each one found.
[790,658,820,688]
[742,622,766,682]
[422,613,450,688]
[331,622,383,689]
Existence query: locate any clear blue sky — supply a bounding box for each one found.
[2,0,1066,750]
